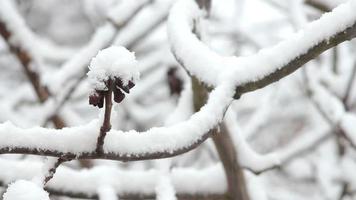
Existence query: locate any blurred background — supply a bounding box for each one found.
[0,0,356,200]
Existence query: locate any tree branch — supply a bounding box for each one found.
[95,80,113,155]
[0,21,65,129]
[234,22,356,98]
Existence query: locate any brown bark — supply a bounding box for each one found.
[95,80,113,154]
[192,77,249,200]
[0,21,65,129]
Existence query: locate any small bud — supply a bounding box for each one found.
[89,91,105,108]
[87,46,139,108]
[114,78,135,94]
[128,80,135,89]
[113,87,125,103]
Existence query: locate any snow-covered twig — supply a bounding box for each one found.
[168,0,356,98]
[0,158,226,199]
[88,46,139,154]
[0,0,356,165]
[0,0,65,128]
[49,0,150,93]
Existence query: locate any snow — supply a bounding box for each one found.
[108,0,150,27]
[48,0,151,92]
[0,0,42,69]
[1,0,356,198]
[49,23,117,92]
[0,158,226,196]
[277,127,331,164]
[0,0,353,161]
[164,82,193,126]
[155,176,177,200]
[0,0,75,63]
[98,185,118,200]
[167,0,224,86]
[0,120,99,154]
[310,82,346,123]
[87,46,139,91]
[114,0,173,48]
[225,108,281,173]
[3,180,49,200]
[167,0,356,87]
[104,82,234,155]
[0,80,234,158]
[340,113,356,145]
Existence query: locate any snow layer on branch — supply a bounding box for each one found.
[0,158,226,196]
[108,0,150,26]
[3,180,49,200]
[340,113,356,145]
[49,23,117,91]
[310,82,346,122]
[49,0,151,91]
[168,0,356,87]
[155,176,177,200]
[98,185,118,200]
[0,0,75,63]
[0,120,99,154]
[0,0,42,66]
[87,46,139,90]
[167,0,224,86]
[114,0,173,47]
[103,82,234,156]
[225,109,280,173]
[225,0,356,86]
[0,82,234,160]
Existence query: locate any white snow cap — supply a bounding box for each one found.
[3,180,50,200]
[87,46,139,91]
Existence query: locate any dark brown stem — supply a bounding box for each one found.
[234,21,356,98]
[305,0,331,12]
[192,77,249,200]
[95,79,113,155]
[43,155,74,184]
[211,125,249,200]
[0,21,65,129]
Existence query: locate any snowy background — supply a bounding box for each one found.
[0,0,356,199]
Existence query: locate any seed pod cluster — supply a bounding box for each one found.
[89,78,135,108]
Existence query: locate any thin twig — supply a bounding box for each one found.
[343,62,356,108]
[332,46,339,74]
[95,79,113,155]
[0,21,65,129]
[43,155,74,184]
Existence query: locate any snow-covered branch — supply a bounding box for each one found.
[0,0,356,167]
[168,0,356,98]
[2,0,356,199]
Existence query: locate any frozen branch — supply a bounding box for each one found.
[168,0,356,98]
[49,0,150,92]
[0,158,226,199]
[0,0,65,128]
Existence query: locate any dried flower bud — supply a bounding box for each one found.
[89,91,104,108]
[114,78,135,94]
[87,46,139,108]
[128,80,135,89]
[113,86,125,103]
